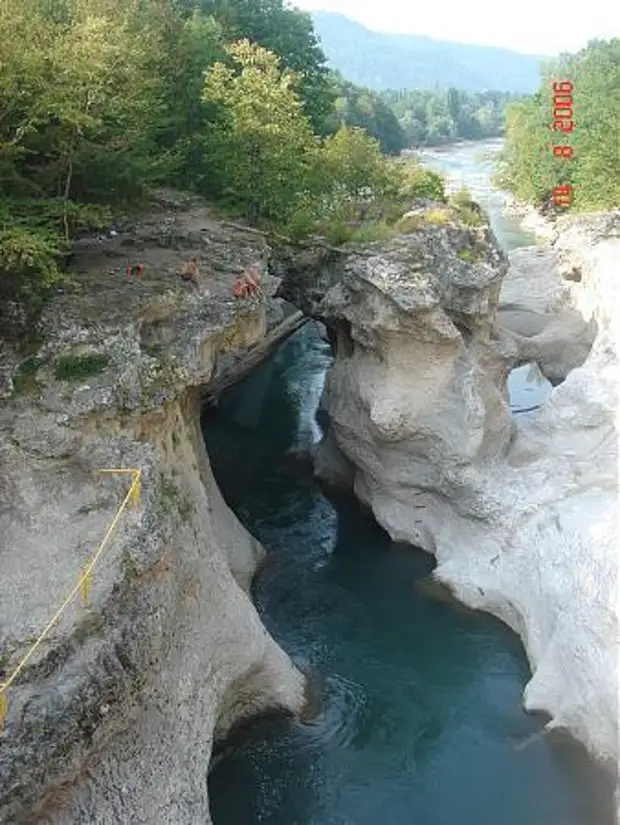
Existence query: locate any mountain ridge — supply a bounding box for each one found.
[310,11,547,92]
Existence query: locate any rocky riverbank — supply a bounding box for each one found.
[502,193,560,243]
[276,204,620,803]
[0,191,307,825]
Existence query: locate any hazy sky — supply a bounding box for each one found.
[294,0,618,55]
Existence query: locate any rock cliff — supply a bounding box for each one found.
[276,206,619,790]
[0,192,306,824]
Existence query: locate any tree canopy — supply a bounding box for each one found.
[497,39,620,212]
[380,88,522,147]
[0,0,445,312]
[324,74,407,154]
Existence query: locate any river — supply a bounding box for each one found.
[204,141,613,825]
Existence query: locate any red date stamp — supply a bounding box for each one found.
[551,80,574,207]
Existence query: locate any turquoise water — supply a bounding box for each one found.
[204,141,611,824]
[204,324,612,825]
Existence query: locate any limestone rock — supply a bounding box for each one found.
[278,210,620,793]
[499,246,596,383]
[0,197,305,825]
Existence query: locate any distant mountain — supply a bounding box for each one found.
[311,11,547,93]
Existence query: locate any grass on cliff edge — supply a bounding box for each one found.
[324,185,487,246]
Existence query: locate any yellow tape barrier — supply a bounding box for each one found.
[0,468,142,733]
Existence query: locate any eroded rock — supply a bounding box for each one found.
[499,246,596,382]
[0,195,306,825]
[277,208,619,792]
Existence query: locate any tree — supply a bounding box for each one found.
[201,39,320,222]
[322,126,393,204]
[446,87,460,122]
[569,39,620,210]
[498,38,620,211]
[0,0,161,204]
[187,0,334,132]
[323,73,407,154]
[379,87,521,148]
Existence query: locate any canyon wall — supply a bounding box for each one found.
[277,206,619,786]
[0,194,305,825]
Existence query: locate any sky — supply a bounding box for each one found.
[293,0,619,55]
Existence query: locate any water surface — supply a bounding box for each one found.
[415,139,535,252]
[204,325,611,825]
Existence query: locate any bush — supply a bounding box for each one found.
[284,204,323,241]
[389,160,447,202]
[324,219,354,245]
[425,208,451,225]
[393,213,424,233]
[0,226,66,303]
[451,186,474,208]
[54,353,110,381]
[454,204,485,226]
[13,356,45,394]
[456,247,481,262]
[0,198,112,308]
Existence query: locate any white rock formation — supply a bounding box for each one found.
[499,245,596,382]
[279,208,619,799]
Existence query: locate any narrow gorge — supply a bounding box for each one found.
[0,142,617,825]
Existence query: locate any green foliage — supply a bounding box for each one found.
[389,161,447,202]
[0,0,162,203]
[457,248,480,262]
[322,126,393,204]
[13,356,45,394]
[449,187,485,225]
[1,0,442,316]
[284,207,323,242]
[350,222,394,243]
[423,208,450,225]
[0,225,65,302]
[324,219,354,246]
[200,39,320,223]
[498,39,620,212]
[393,214,425,233]
[0,197,111,301]
[148,8,227,180]
[192,0,334,132]
[17,356,44,376]
[324,74,406,153]
[0,198,111,242]
[380,88,523,147]
[451,186,473,208]
[454,205,485,226]
[54,353,110,381]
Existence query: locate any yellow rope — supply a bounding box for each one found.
[0,468,142,732]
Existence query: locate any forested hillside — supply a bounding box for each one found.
[325,75,408,154]
[0,0,443,311]
[311,12,545,93]
[497,39,620,212]
[381,89,522,146]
